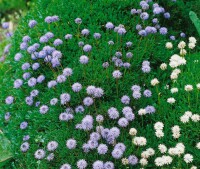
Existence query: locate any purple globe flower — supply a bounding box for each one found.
[20,42,28,50]
[140,12,149,20]
[83,44,92,52]
[37,75,45,83]
[28,20,37,28]
[23,135,30,141]
[104,161,114,169]
[65,34,73,40]
[66,139,77,149]
[25,96,33,106]
[81,29,90,36]
[22,62,30,70]
[131,85,141,92]
[4,112,11,121]
[39,105,49,114]
[20,121,28,129]
[164,12,170,19]
[53,39,63,46]
[142,65,151,73]
[145,105,156,114]
[136,24,142,31]
[28,77,37,87]
[105,22,114,30]
[118,27,126,35]
[170,35,176,40]
[93,33,101,39]
[88,140,98,149]
[118,117,129,127]
[81,115,93,131]
[83,97,93,106]
[45,32,54,39]
[60,93,71,105]
[40,36,49,43]
[5,96,14,105]
[132,91,141,99]
[126,41,132,47]
[20,142,29,152]
[111,148,123,159]
[77,159,87,169]
[108,107,119,119]
[97,144,108,154]
[22,36,31,42]
[93,161,104,169]
[180,32,186,38]
[128,155,138,165]
[121,95,130,105]
[14,53,22,61]
[75,18,82,24]
[159,27,168,35]
[14,79,23,89]
[143,89,152,97]
[152,18,158,24]
[138,30,147,36]
[2,22,9,29]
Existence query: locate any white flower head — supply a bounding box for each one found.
[184,154,193,163]
[167,97,176,104]
[165,42,173,49]
[160,63,167,70]
[151,78,159,86]
[178,41,186,49]
[184,85,193,92]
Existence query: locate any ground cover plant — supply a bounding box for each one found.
[0,0,200,168]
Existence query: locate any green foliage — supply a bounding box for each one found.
[189,11,200,36]
[0,0,200,168]
[158,0,200,38]
[0,132,13,167]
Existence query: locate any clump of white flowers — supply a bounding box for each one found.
[133,137,147,146]
[141,148,155,159]
[154,122,164,138]
[180,111,200,123]
[170,68,181,80]
[158,144,167,154]
[154,155,173,166]
[169,54,186,68]
[168,143,185,156]
[188,37,197,49]
[171,125,181,139]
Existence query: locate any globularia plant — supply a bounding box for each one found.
[0,0,199,168]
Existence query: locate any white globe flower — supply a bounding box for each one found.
[184,154,193,163]
[160,63,167,70]
[158,144,167,154]
[188,42,195,49]
[178,41,186,49]
[167,97,176,104]
[151,78,159,86]
[165,42,173,49]
[189,37,197,44]
[171,88,178,93]
[184,85,193,92]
